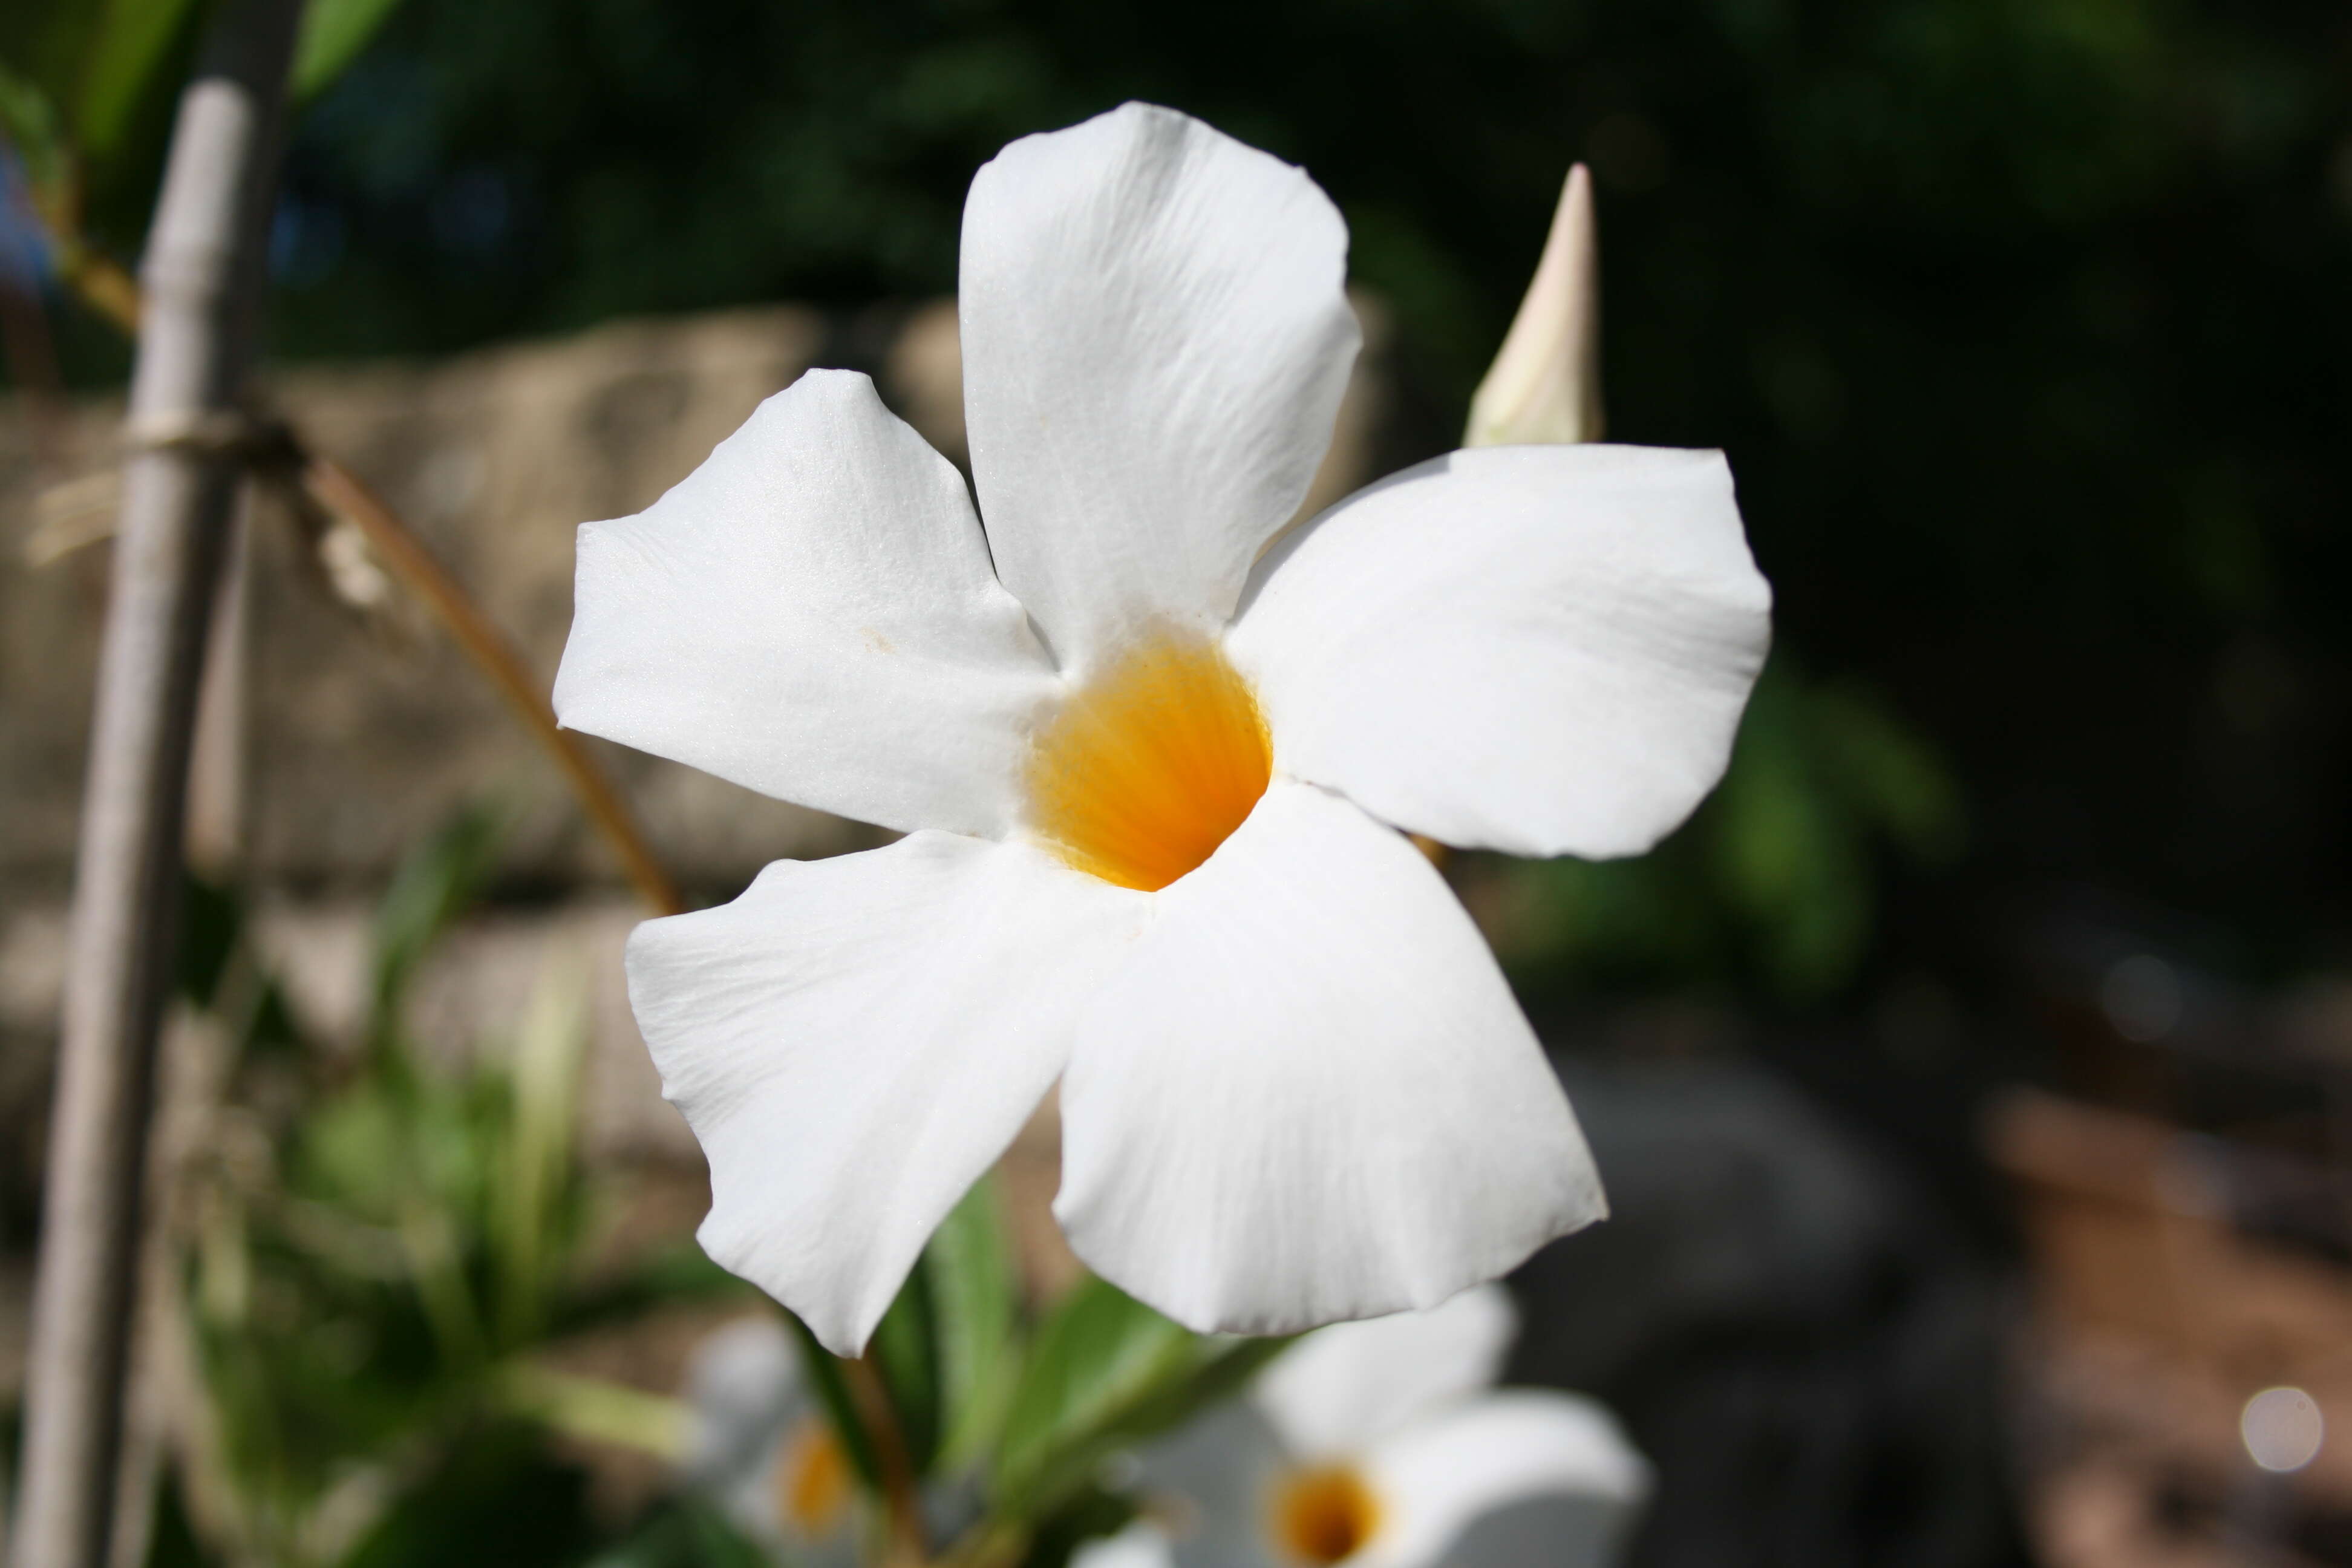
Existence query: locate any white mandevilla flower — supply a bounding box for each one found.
[554,102,1771,1354]
[1088,1286,1650,1568]
[679,1317,859,1562]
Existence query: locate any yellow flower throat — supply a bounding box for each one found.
[1272,1465,1382,1564]
[1025,631,1272,892]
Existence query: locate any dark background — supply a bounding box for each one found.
[33,0,2352,998]
[235,0,2352,998]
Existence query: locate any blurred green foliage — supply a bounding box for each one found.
[158,811,740,1565]
[1498,656,1964,1001]
[0,0,409,244]
[4,811,1325,1568]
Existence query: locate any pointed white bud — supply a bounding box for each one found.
[1465,163,1601,447]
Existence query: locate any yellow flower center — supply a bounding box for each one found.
[1270,1464,1382,1566]
[1025,630,1272,891]
[773,1416,852,1537]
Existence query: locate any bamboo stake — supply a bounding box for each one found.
[10,5,304,1564]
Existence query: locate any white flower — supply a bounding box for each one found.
[554,102,1771,1354]
[680,1317,860,1561]
[1091,1287,1650,1568]
[1467,163,1603,448]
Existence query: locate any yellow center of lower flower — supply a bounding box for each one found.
[1025,630,1272,891]
[1271,1464,1382,1566]
[774,1416,852,1536]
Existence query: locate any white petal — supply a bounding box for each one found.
[682,1317,804,1483]
[1054,780,1602,1335]
[1073,1523,1179,1568]
[1135,1400,1292,1568]
[960,102,1360,668]
[681,1316,808,1542]
[554,368,1059,838]
[1358,1393,1651,1568]
[629,832,1147,1354]
[1227,445,1771,859]
[1253,1286,1518,1460]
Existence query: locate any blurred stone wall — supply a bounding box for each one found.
[3,295,1388,900]
[0,295,1393,1241]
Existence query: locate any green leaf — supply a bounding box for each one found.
[987,1288,1298,1523]
[490,960,589,1345]
[290,0,409,100]
[869,1242,941,1474]
[336,1421,600,1568]
[1711,676,1870,998]
[1808,685,1965,861]
[73,0,203,163]
[368,802,506,1053]
[174,869,242,1007]
[581,1497,771,1568]
[996,1278,1193,1503]
[926,1175,1022,1470]
[544,1241,745,1339]
[140,1460,227,1568]
[994,1279,1294,1518]
[785,1315,884,1492]
[1011,1485,1137,1568]
[0,57,69,196]
[1095,1331,1294,1443]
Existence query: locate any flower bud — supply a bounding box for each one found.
[1465,163,1601,446]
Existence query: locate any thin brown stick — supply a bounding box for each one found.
[11,6,304,1565]
[299,453,684,916]
[843,1354,930,1566]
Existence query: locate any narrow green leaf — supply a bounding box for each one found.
[175,870,243,1008]
[290,0,408,100]
[1808,684,1965,860]
[368,802,505,1053]
[491,959,589,1345]
[785,1315,884,1492]
[993,1282,1299,1521]
[580,1497,770,1568]
[926,1175,1022,1470]
[73,0,201,163]
[337,1421,601,1568]
[869,1244,941,1473]
[1080,1332,1296,1457]
[993,1278,1194,1507]
[1013,1485,1137,1568]
[0,57,70,196]
[544,1242,744,1340]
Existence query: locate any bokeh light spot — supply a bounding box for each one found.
[2242,1387,2324,1473]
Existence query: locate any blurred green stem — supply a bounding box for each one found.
[397,1200,489,1371]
